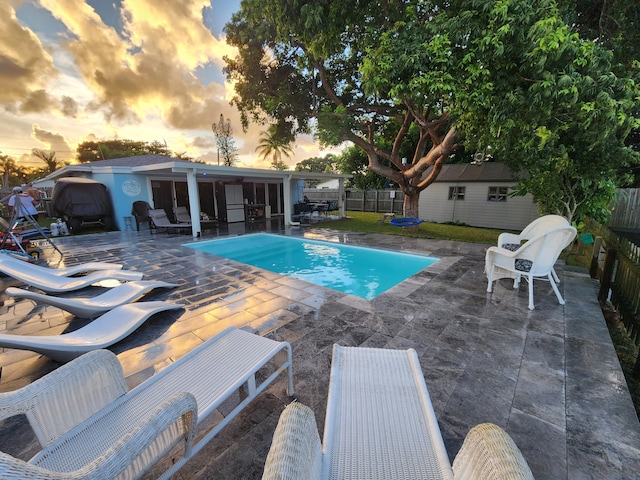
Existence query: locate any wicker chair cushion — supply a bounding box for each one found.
[514,259,532,272]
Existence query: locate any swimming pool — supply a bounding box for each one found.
[183,233,438,300]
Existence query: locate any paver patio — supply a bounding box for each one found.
[0,222,638,479]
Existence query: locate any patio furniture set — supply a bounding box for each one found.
[0,215,573,477]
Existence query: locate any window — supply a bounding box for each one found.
[488,186,508,202]
[448,186,465,200]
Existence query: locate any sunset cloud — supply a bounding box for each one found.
[0,2,57,109]
[0,0,331,169]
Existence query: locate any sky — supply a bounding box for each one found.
[0,0,334,171]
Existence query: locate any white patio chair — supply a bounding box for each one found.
[0,301,184,361]
[486,225,577,310]
[0,253,124,276]
[5,280,178,318]
[497,214,571,283]
[0,259,144,293]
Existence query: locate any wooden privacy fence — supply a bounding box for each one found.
[589,220,640,378]
[608,188,640,230]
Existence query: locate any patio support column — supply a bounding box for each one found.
[186,168,201,237]
[338,178,345,218]
[283,175,293,226]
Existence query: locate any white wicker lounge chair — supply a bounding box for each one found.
[262,345,534,480]
[0,327,294,479]
[0,301,183,361]
[5,280,178,318]
[486,225,577,310]
[497,215,571,283]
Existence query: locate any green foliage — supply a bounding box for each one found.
[295,155,337,173]
[444,0,640,224]
[335,146,388,190]
[76,139,172,162]
[225,0,640,224]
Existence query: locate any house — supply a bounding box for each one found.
[419,162,539,230]
[41,155,351,237]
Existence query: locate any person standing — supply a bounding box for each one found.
[25,182,42,205]
[8,186,39,220]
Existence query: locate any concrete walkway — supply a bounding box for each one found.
[0,224,638,479]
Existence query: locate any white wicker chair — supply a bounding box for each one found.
[262,345,534,480]
[497,215,571,283]
[0,327,294,480]
[486,225,577,310]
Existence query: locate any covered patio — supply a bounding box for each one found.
[0,225,638,479]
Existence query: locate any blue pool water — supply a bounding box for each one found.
[183,233,438,300]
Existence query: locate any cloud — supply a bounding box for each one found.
[38,0,238,130]
[0,2,58,107]
[31,124,73,155]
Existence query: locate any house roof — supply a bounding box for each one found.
[431,162,519,182]
[43,154,351,182]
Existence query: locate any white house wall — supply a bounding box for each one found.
[419,182,539,231]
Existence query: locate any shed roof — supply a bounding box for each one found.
[431,162,518,182]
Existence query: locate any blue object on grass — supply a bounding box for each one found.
[390,217,423,227]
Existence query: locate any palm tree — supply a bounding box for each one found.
[0,153,16,188]
[32,149,65,174]
[255,126,293,170]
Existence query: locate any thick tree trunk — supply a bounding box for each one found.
[403,193,420,219]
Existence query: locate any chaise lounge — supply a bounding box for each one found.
[0,326,294,479]
[0,262,144,293]
[5,280,178,318]
[0,301,183,362]
[148,209,191,233]
[262,344,534,480]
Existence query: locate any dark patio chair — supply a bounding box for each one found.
[131,201,152,231]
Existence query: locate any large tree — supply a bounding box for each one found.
[224,0,639,224]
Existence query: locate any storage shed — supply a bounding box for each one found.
[419,162,539,231]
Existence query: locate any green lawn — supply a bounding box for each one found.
[316,211,504,244]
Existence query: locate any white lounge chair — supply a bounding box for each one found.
[262,345,534,480]
[486,225,577,310]
[0,327,294,479]
[0,263,144,293]
[0,301,183,362]
[0,253,124,276]
[497,214,571,283]
[5,280,178,318]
